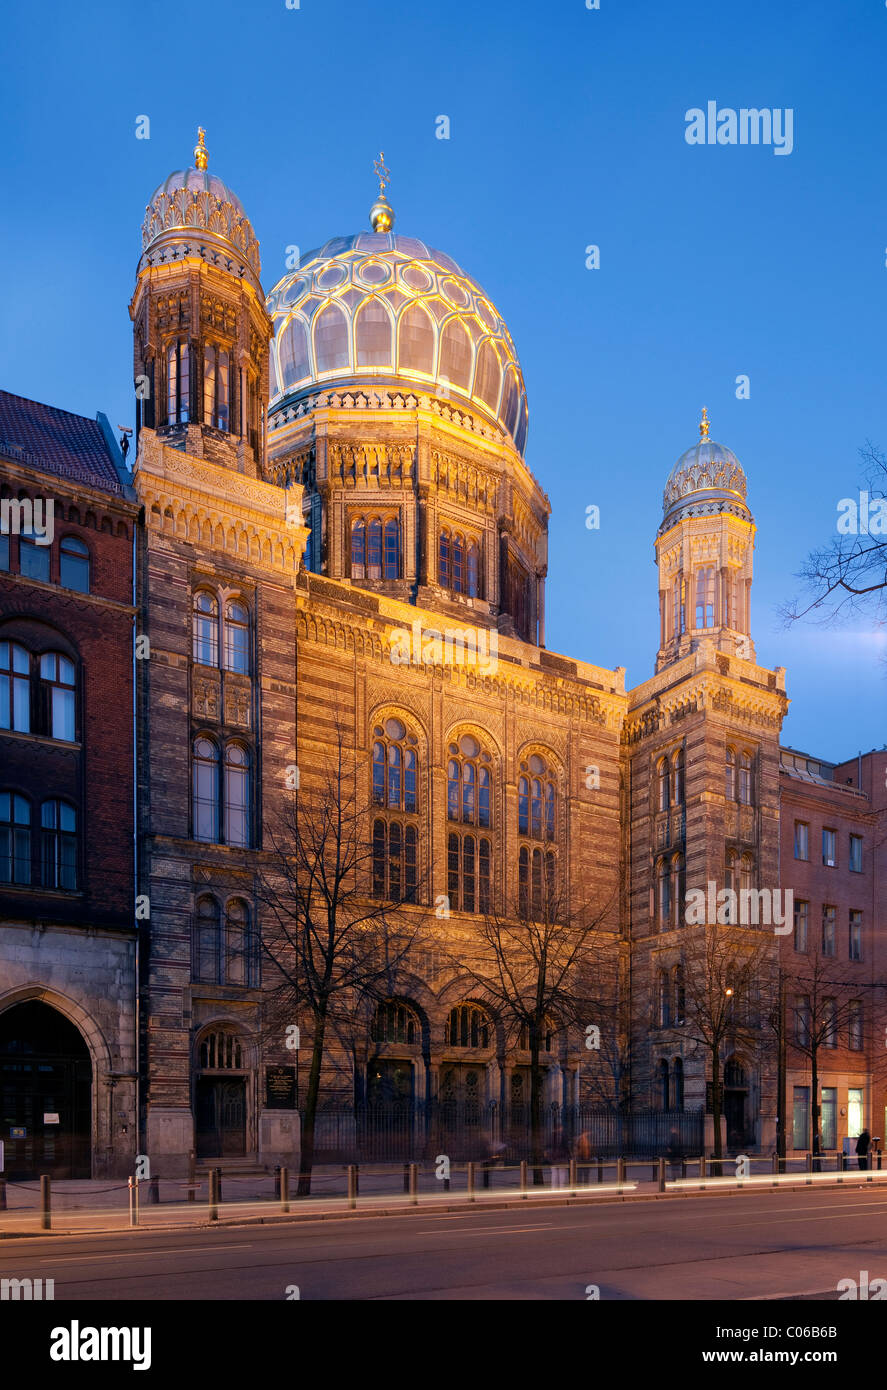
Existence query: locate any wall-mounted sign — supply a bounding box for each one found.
[43,1113,60,1125]
[10,1127,26,1139]
[265,1066,297,1110]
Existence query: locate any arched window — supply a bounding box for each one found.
[673,965,685,1025]
[657,857,671,928]
[314,302,349,373]
[384,519,400,578]
[279,317,310,388]
[724,850,738,921]
[695,566,715,628]
[445,1004,490,1049]
[658,757,670,812]
[199,1030,243,1070]
[368,518,382,578]
[740,853,754,899]
[452,533,464,592]
[203,345,230,430]
[60,536,89,593]
[467,540,480,598]
[518,1017,554,1050]
[195,895,220,982]
[225,898,250,985]
[372,818,418,902]
[166,339,190,423]
[658,1058,670,1109]
[193,737,220,842]
[671,853,685,927]
[371,1000,420,1045]
[672,1057,684,1110]
[447,735,491,827]
[658,970,671,1027]
[0,641,30,732]
[725,748,736,801]
[193,592,219,667]
[438,529,450,588]
[738,752,754,806]
[518,755,556,842]
[40,799,77,890]
[398,303,434,375]
[355,300,393,367]
[439,318,472,390]
[474,339,502,410]
[351,517,367,577]
[0,792,31,884]
[224,744,250,847]
[448,832,491,914]
[39,653,76,741]
[671,748,684,806]
[224,600,250,674]
[371,718,418,812]
[672,576,686,637]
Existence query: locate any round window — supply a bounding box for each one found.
[459,734,480,758]
[384,717,406,740]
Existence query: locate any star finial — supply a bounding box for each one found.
[699,406,710,439]
[373,150,390,196]
[369,151,395,232]
[194,128,208,172]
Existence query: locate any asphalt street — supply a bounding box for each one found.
[1,1186,886,1300]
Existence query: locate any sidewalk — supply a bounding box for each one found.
[2,1158,883,1237]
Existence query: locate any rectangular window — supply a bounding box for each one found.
[19,537,51,583]
[821,905,836,957]
[849,910,863,961]
[849,834,863,873]
[848,1000,863,1051]
[792,1086,809,1151]
[823,998,837,1048]
[167,341,190,424]
[793,898,808,953]
[822,828,836,867]
[848,1087,863,1139]
[821,1087,837,1149]
[795,995,811,1047]
[794,821,809,860]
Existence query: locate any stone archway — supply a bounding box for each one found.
[0,998,93,1178]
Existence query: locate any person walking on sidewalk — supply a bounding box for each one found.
[856,1128,871,1172]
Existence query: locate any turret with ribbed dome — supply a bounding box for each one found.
[130,130,272,477]
[653,410,756,672]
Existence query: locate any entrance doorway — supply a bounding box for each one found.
[195,1077,246,1158]
[723,1056,750,1150]
[0,1001,92,1178]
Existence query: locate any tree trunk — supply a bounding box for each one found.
[811,1045,821,1169]
[530,1040,544,1185]
[711,1050,723,1161]
[298,1010,327,1197]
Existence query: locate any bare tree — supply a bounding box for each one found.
[444,874,618,1178]
[256,732,422,1195]
[678,925,776,1160]
[783,442,887,633]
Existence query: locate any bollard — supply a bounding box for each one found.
[467,1162,476,1202]
[0,1178,6,1212]
[616,1156,625,1186]
[657,1156,666,1193]
[408,1163,418,1205]
[569,1158,577,1195]
[772,1152,779,1186]
[652,1160,658,1183]
[280,1166,289,1214]
[347,1164,358,1209]
[520,1159,528,1198]
[208,1168,219,1222]
[40,1174,51,1231]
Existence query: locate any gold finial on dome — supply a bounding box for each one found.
[699,406,710,439]
[194,128,209,172]
[369,150,395,233]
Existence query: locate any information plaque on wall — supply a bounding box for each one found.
[266,1065,297,1109]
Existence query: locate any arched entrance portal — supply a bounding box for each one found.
[0,1002,92,1178]
[194,1028,248,1159]
[724,1055,750,1150]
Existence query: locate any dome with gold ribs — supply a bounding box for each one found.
[138,130,261,287]
[266,232,529,455]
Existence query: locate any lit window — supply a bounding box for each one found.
[821,905,836,957]
[224,744,250,847]
[372,819,418,902]
[0,792,30,884]
[794,821,809,861]
[60,537,89,593]
[822,828,836,867]
[849,835,863,873]
[695,566,715,628]
[40,799,77,890]
[39,652,76,741]
[193,592,219,667]
[447,736,492,827]
[224,600,250,674]
[193,737,219,842]
[0,641,30,732]
[166,340,190,424]
[849,910,863,961]
[203,345,230,430]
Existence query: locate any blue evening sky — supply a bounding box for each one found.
[1,0,885,760]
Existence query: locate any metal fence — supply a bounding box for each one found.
[309,1104,703,1163]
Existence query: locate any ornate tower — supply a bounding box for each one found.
[265,165,548,644]
[625,413,787,1151]
[655,408,756,673]
[129,130,272,477]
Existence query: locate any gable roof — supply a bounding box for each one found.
[0,390,130,495]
